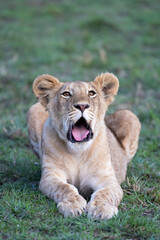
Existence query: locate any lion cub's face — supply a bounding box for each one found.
[49,81,105,144]
[33,73,119,149]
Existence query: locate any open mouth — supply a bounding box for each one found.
[67,117,93,143]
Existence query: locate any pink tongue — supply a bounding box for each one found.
[72,126,89,141]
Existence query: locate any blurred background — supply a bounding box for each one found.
[1,0,159,112]
[0,0,160,239]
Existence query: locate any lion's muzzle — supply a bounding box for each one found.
[67,117,93,143]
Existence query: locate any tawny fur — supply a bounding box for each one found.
[27,73,141,219]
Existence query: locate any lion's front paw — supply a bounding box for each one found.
[87,200,118,220]
[57,194,87,217]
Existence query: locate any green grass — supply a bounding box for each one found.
[0,0,160,239]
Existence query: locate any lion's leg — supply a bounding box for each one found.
[27,102,48,158]
[39,161,87,217]
[87,170,123,219]
[106,110,141,162]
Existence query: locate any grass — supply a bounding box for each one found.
[0,0,160,239]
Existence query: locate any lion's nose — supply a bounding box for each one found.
[74,104,90,112]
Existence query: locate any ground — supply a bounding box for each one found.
[0,0,160,239]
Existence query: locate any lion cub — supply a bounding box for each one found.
[27,73,141,219]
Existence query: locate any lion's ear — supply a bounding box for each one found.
[94,73,119,105]
[33,74,62,107]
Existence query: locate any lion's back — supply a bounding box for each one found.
[27,102,48,158]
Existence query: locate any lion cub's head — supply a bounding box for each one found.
[33,73,119,149]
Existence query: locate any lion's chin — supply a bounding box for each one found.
[67,117,93,143]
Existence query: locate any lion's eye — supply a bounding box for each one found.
[88,90,96,97]
[62,91,71,97]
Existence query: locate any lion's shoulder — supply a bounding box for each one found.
[106,110,141,160]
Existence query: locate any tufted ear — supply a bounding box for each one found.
[94,73,119,105]
[33,74,62,107]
